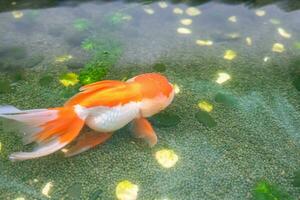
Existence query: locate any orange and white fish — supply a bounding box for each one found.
[0,73,174,161]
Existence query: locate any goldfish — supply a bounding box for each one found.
[0,73,174,161]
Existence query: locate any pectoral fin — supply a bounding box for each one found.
[64,131,112,157]
[132,118,157,147]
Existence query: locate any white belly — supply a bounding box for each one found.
[85,102,140,132]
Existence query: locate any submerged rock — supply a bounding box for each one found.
[195,110,217,128]
[0,80,11,94]
[39,75,54,86]
[150,112,181,128]
[215,93,238,107]
[292,76,300,91]
[152,63,166,72]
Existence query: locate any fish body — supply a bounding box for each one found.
[0,73,174,161]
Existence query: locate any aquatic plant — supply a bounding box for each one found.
[81,39,95,51]
[73,18,91,31]
[79,37,123,85]
[78,61,108,85]
[107,12,132,25]
[252,180,292,200]
[59,72,79,87]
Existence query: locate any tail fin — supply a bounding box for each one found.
[0,106,84,161]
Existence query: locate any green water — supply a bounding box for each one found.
[0,0,300,199]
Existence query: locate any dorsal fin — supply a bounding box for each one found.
[79,80,124,92]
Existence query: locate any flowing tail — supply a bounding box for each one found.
[0,106,85,161]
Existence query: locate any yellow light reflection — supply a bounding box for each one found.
[186,7,201,16]
[223,50,237,60]
[216,72,231,84]
[196,40,213,46]
[143,7,155,15]
[272,43,285,53]
[228,16,237,23]
[42,182,53,198]
[14,198,25,200]
[255,10,266,17]
[180,18,192,26]
[177,27,192,34]
[263,56,270,62]
[277,28,291,39]
[246,37,252,46]
[116,180,139,200]
[155,149,179,168]
[55,54,73,63]
[198,101,213,112]
[173,8,183,14]
[12,11,23,19]
[173,84,180,94]
[59,72,79,87]
[0,142,2,152]
[158,1,168,8]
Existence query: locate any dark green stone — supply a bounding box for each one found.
[153,63,167,72]
[292,170,300,187]
[195,110,217,128]
[215,93,238,107]
[12,69,26,81]
[293,76,300,91]
[150,112,181,128]
[0,80,11,94]
[39,75,53,86]
[67,183,82,199]
[89,189,103,200]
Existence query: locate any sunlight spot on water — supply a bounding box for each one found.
[186,7,201,16]
[0,142,2,152]
[227,32,240,39]
[198,101,213,112]
[216,72,231,84]
[14,198,25,200]
[61,148,69,153]
[116,180,138,200]
[158,1,168,9]
[155,149,179,168]
[12,11,23,19]
[196,40,213,46]
[173,84,180,94]
[177,27,192,34]
[223,50,237,60]
[34,179,39,183]
[173,8,183,14]
[11,2,16,6]
[277,28,291,39]
[55,54,73,63]
[143,7,155,15]
[59,72,79,87]
[246,37,252,46]
[269,18,280,25]
[272,43,285,53]
[180,18,192,26]
[255,10,266,17]
[264,56,270,62]
[228,16,237,23]
[42,182,53,198]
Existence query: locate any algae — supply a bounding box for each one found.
[252,180,293,200]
